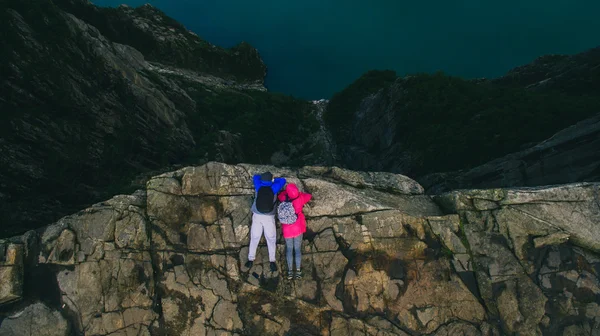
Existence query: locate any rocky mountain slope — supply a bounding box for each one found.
[417,48,600,193]
[324,47,600,188]
[0,162,598,335]
[0,0,325,237]
[491,47,600,95]
[52,0,267,85]
[420,112,600,193]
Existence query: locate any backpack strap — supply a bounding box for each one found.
[284,195,300,215]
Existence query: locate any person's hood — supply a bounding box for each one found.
[286,183,300,199]
[257,179,273,187]
[260,172,273,181]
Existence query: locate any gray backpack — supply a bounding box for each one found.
[277,197,297,224]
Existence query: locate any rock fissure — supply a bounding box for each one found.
[593,187,600,211]
[502,199,589,205]
[305,208,395,221]
[499,221,533,277]
[508,206,564,236]
[62,290,84,330]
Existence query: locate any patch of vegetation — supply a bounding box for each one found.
[440,245,454,259]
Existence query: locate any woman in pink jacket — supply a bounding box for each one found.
[277,183,312,280]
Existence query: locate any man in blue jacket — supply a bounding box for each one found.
[246,171,286,272]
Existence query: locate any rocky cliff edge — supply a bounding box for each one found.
[0,162,599,335]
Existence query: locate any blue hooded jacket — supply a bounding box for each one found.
[251,174,286,215]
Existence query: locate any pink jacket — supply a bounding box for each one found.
[278,183,312,239]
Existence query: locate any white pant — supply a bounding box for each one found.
[248,213,277,262]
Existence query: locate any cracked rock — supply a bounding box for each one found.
[0,302,70,336]
[212,300,243,331]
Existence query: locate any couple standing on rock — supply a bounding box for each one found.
[245,172,312,280]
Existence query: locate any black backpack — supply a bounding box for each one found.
[255,186,275,213]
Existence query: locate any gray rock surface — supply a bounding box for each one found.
[436,183,600,335]
[0,302,70,336]
[0,162,598,335]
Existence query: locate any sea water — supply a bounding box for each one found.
[92,0,600,100]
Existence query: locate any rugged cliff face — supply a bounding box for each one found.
[0,162,598,335]
[0,0,323,237]
[52,0,268,85]
[325,48,600,188]
[420,112,600,193]
[415,47,600,192]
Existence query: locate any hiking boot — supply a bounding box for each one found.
[287,271,293,280]
[295,269,302,279]
[244,260,253,269]
[270,262,278,272]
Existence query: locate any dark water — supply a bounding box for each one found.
[93,0,600,99]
